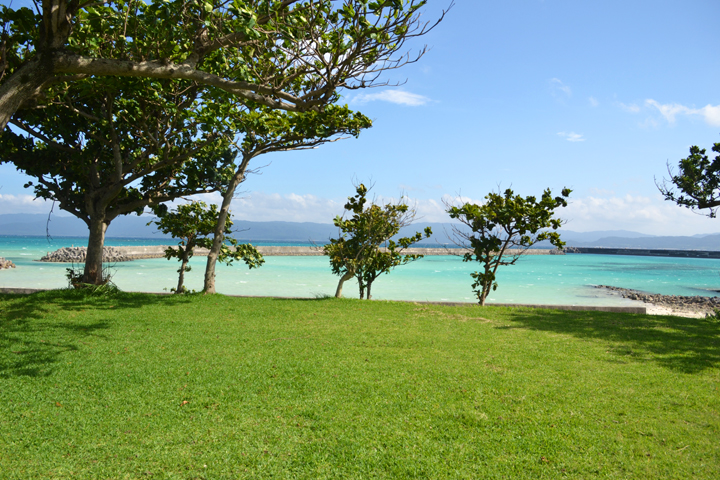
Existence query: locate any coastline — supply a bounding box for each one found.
[595,285,719,318]
[3,239,719,310]
[5,285,714,318]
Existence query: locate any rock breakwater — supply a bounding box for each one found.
[596,285,720,316]
[0,257,15,269]
[39,247,132,263]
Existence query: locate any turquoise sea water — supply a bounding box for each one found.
[1,236,719,306]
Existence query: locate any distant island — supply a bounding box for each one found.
[0,214,718,251]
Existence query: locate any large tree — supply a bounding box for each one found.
[201,104,371,293]
[657,141,720,218]
[446,188,571,306]
[0,75,238,284]
[0,0,447,130]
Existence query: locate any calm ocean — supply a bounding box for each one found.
[1,235,718,306]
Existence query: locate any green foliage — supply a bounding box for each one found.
[658,141,720,218]
[447,188,571,305]
[324,184,431,299]
[1,0,441,115]
[0,73,238,228]
[150,201,263,293]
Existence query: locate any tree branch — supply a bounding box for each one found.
[9,118,78,153]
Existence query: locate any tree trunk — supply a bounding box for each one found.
[176,250,190,293]
[82,214,108,285]
[203,162,248,294]
[366,280,373,300]
[335,272,354,298]
[203,183,234,294]
[0,55,55,131]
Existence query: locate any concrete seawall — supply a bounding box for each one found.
[38,245,564,262]
[566,247,720,259]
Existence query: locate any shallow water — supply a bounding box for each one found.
[1,236,718,306]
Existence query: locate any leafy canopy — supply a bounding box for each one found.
[0,0,445,129]
[1,74,237,224]
[658,141,720,218]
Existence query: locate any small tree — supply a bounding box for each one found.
[657,141,720,218]
[202,105,371,294]
[150,201,264,293]
[324,184,431,299]
[446,188,571,306]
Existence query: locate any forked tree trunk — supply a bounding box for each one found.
[82,215,108,285]
[335,272,354,298]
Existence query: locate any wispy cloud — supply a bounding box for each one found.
[588,96,599,107]
[351,90,431,106]
[557,131,585,142]
[564,194,718,236]
[618,102,641,113]
[549,78,572,97]
[645,99,720,126]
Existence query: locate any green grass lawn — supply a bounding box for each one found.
[1,290,719,479]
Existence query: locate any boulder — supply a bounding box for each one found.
[0,257,15,269]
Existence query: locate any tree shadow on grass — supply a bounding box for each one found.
[0,290,194,378]
[500,308,720,374]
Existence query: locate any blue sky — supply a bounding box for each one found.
[2,0,720,235]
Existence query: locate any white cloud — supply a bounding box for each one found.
[160,191,719,236]
[0,194,59,214]
[172,192,486,225]
[557,131,585,142]
[549,78,572,97]
[698,104,720,126]
[563,193,719,236]
[351,90,431,106]
[588,96,599,107]
[644,99,720,126]
[228,192,345,223]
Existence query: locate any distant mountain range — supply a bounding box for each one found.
[0,214,718,250]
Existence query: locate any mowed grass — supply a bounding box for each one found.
[1,291,719,479]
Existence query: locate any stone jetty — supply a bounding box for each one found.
[40,246,134,263]
[0,257,15,269]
